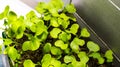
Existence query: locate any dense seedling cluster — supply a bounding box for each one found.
[0,0,113,67]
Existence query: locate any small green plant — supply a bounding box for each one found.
[0,0,114,67]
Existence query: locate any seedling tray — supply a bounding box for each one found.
[0,13,119,67]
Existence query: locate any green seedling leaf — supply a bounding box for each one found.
[65,4,76,13]
[51,46,62,55]
[49,8,59,17]
[30,20,47,36]
[31,38,41,51]
[59,13,69,21]
[61,64,67,67]
[5,46,19,60]
[23,59,35,67]
[42,54,61,67]
[49,58,61,67]
[72,60,86,67]
[70,37,85,52]
[22,38,40,51]
[50,28,61,38]
[59,31,71,42]
[3,39,12,46]
[43,43,51,53]
[87,41,100,52]
[70,24,79,35]
[8,11,17,21]
[16,26,25,39]
[70,41,79,53]
[11,16,25,37]
[50,17,59,27]
[35,2,47,14]
[61,20,70,29]
[67,63,73,67]
[64,55,75,63]
[105,50,113,62]
[73,37,85,46]
[0,5,9,19]
[57,18,63,25]
[44,14,51,20]
[69,14,76,22]
[80,28,90,37]
[89,52,105,64]
[37,32,48,41]
[50,0,63,10]
[3,5,9,17]
[64,48,70,54]
[41,54,52,63]
[55,40,68,50]
[22,41,32,51]
[26,11,39,23]
[78,52,89,63]
[41,54,52,67]
[0,13,4,20]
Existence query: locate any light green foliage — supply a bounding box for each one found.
[87,41,100,52]
[0,5,9,19]
[61,20,70,29]
[35,2,48,14]
[4,5,9,17]
[50,0,63,10]
[64,55,75,63]
[61,64,67,67]
[22,37,40,51]
[65,4,76,13]
[69,14,76,22]
[72,60,86,67]
[41,54,52,65]
[41,54,61,67]
[3,39,12,46]
[59,31,71,42]
[89,52,105,64]
[70,37,85,52]
[8,11,17,21]
[5,46,20,60]
[64,48,70,54]
[44,13,51,21]
[55,40,68,50]
[37,32,48,41]
[49,8,59,17]
[105,50,113,62]
[78,52,89,63]
[50,28,61,38]
[15,16,25,39]
[23,59,35,67]
[80,28,90,37]
[70,24,79,35]
[50,17,59,27]
[59,13,69,21]
[26,11,39,23]
[0,0,114,66]
[30,20,47,36]
[43,43,51,53]
[0,13,4,20]
[51,46,62,55]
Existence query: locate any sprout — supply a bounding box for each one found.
[80,28,90,37]
[105,50,113,62]
[23,59,35,67]
[87,41,100,52]
[50,28,61,38]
